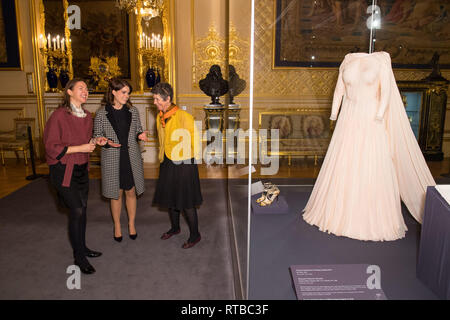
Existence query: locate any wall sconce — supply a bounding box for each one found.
[39,33,71,92]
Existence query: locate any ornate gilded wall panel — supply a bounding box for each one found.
[192,23,249,89]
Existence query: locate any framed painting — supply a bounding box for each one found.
[258,109,332,162]
[65,0,131,90]
[274,0,450,69]
[14,118,35,141]
[43,0,65,37]
[0,0,22,70]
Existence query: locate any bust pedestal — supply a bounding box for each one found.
[227,104,241,130]
[203,104,225,131]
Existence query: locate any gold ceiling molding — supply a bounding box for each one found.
[192,23,249,88]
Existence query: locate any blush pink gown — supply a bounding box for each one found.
[302,51,436,241]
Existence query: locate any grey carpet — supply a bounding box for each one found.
[0,178,234,300]
[247,179,442,300]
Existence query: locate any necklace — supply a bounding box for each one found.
[70,103,86,118]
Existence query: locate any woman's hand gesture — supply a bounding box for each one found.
[138,131,150,142]
[91,137,121,148]
[92,137,107,146]
[107,140,121,148]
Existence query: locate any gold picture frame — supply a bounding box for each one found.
[273,0,450,69]
[258,109,332,164]
[0,0,23,70]
[14,118,36,140]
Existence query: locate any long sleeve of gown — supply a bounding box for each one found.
[330,61,345,121]
[375,53,392,121]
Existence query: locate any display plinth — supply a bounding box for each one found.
[417,186,450,300]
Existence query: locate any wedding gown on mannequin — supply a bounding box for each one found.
[302,51,435,241]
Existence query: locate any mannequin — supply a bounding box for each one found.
[302,51,435,241]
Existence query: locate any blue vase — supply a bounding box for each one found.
[145,68,156,88]
[155,69,161,85]
[59,70,70,89]
[46,68,58,89]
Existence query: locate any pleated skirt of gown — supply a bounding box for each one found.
[302,99,408,241]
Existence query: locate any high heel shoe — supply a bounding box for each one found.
[259,185,280,207]
[129,233,138,240]
[256,182,274,203]
[128,225,137,240]
[263,182,274,189]
[114,227,122,242]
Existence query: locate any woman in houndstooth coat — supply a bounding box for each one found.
[94,78,149,242]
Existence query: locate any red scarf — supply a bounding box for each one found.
[159,106,179,128]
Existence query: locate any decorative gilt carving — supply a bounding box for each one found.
[161,0,170,83]
[193,23,249,89]
[193,25,226,88]
[229,23,250,88]
[88,57,122,92]
[39,0,49,92]
[63,0,73,79]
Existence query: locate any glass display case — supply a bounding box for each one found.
[402,91,422,140]
[398,79,449,161]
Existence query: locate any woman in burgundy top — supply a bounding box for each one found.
[44,78,113,274]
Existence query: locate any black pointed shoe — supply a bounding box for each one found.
[114,235,123,242]
[85,248,102,258]
[74,260,96,274]
[129,233,138,240]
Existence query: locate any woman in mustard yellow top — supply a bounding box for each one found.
[152,83,202,249]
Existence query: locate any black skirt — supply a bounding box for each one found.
[49,162,89,209]
[153,155,202,210]
[119,147,135,190]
